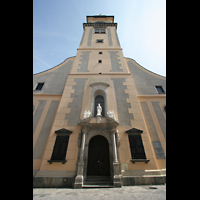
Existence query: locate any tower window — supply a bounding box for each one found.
[94,95,104,117]
[96,39,103,43]
[94,28,106,34]
[155,86,165,94]
[35,82,44,90]
[95,28,99,33]
[101,29,106,33]
[98,60,102,63]
[99,52,103,54]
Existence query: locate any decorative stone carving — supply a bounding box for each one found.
[96,103,102,116]
[82,127,87,134]
[82,110,91,120]
[111,127,116,134]
[107,111,115,119]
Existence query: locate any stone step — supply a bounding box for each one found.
[84,176,113,186]
[144,169,166,176]
[84,180,113,185]
[82,184,114,188]
[85,176,112,181]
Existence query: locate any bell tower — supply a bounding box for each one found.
[73,15,128,188]
[70,14,129,74]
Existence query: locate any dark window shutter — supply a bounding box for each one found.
[128,135,146,159]
[50,136,69,160]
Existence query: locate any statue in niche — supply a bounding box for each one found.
[97,103,102,116]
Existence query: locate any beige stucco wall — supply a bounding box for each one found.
[33,94,61,173]
[34,75,165,177]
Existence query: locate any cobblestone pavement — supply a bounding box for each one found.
[33,185,166,200]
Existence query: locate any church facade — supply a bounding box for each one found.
[33,15,166,188]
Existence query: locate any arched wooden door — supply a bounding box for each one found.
[87,135,110,176]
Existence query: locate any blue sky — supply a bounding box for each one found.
[33,0,166,77]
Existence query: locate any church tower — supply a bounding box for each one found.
[33,15,166,188]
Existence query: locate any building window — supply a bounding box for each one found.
[155,86,165,94]
[95,28,99,33]
[50,136,69,161]
[94,28,106,33]
[128,135,146,159]
[94,95,105,117]
[101,29,106,33]
[98,60,102,63]
[125,128,149,163]
[35,82,44,90]
[48,128,72,164]
[96,39,103,43]
[99,52,102,54]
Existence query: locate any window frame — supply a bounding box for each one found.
[47,128,72,164]
[128,135,146,159]
[155,86,165,94]
[95,28,99,33]
[125,128,150,164]
[35,82,44,90]
[94,28,106,34]
[96,39,104,43]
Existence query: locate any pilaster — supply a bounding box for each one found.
[74,127,87,188]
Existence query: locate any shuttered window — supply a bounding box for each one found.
[128,135,146,159]
[47,128,72,164]
[50,136,69,161]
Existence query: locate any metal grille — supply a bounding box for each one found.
[87,135,110,176]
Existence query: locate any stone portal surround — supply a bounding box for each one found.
[74,122,121,188]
